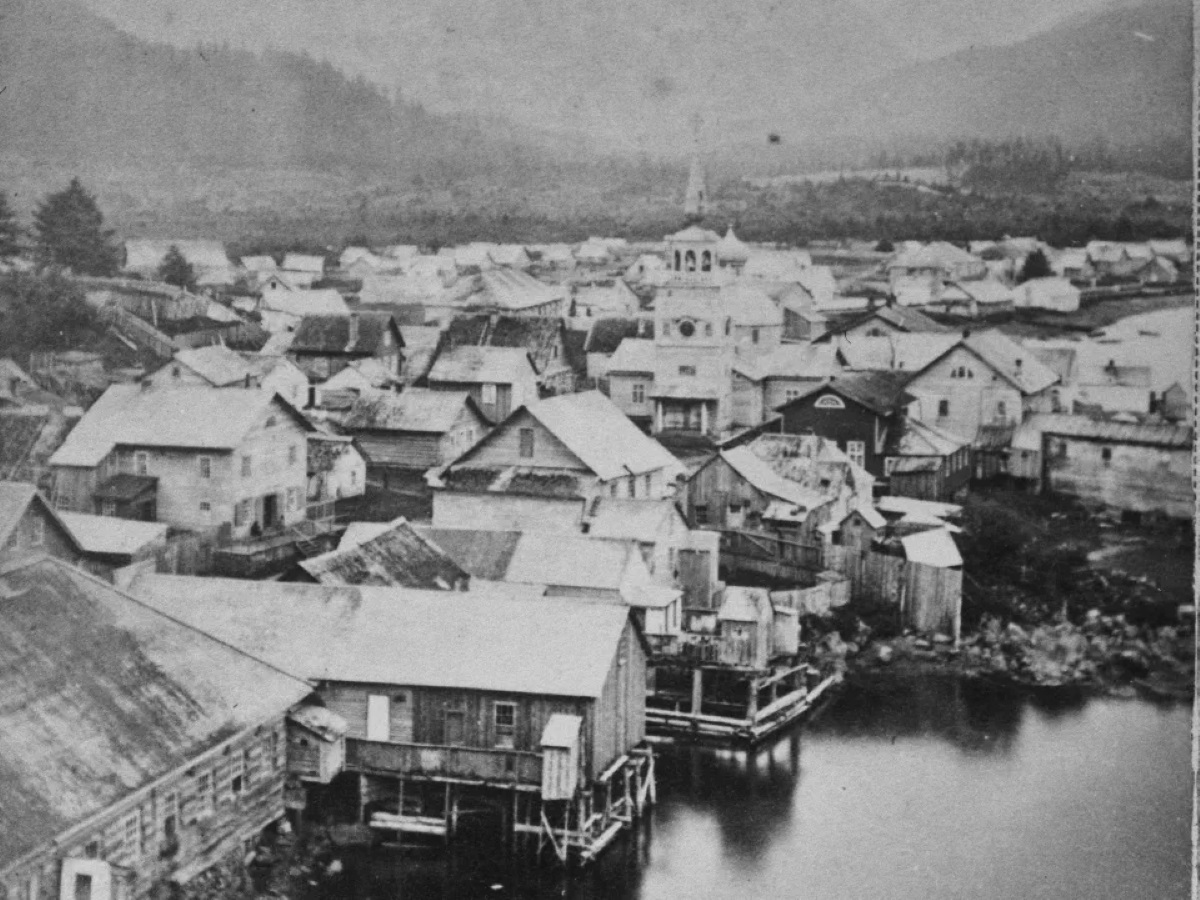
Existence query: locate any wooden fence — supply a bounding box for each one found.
[101,305,180,358]
[718,529,824,586]
[833,547,961,638]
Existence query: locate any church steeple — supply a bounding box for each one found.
[683,114,707,221]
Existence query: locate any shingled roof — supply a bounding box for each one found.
[443,315,564,374]
[298,518,469,589]
[776,370,915,416]
[0,558,309,868]
[290,312,402,356]
[343,388,483,434]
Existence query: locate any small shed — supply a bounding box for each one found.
[540,713,583,800]
[716,586,775,669]
[287,704,349,784]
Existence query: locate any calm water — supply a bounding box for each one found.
[342,677,1192,900]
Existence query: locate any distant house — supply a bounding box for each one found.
[730,343,842,429]
[570,279,640,319]
[148,344,310,408]
[1013,277,1081,313]
[342,388,491,472]
[830,332,959,373]
[1050,248,1092,281]
[297,517,469,589]
[425,346,539,423]
[724,283,784,355]
[773,371,916,478]
[259,287,350,333]
[430,390,682,531]
[0,481,83,567]
[1010,414,1193,519]
[441,315,574,393]
[605,338,657,427]
[124,239,235,285]
[742,248,813,281]
[240,254,278,274]
[49,385,314,539]
[886,242,986,284]
[901,331,1059,444]
[280,253,326,287]
[132,573,651,854]
[398,325,444,385]
[584,497,692,584]
[307,431,366,501]
[0,557,310,900]
[1074,361,1154,415]
[287,312,404,382]
[884,417,973,502]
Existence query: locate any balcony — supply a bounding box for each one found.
[346,739,543,787]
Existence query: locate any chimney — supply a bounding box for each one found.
[348,312,360,348]
[140,377,153,391]
[961,328,971,339]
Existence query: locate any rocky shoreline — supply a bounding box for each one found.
[813,609,1195,700]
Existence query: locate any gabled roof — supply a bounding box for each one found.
[427,345,537,385]
[58,511,168,556]
[723,283,782,326]
[899,528,962,568]
[1014,413,1192,450]
[0,559,310,867]
[717,446,827,510]
[261,288,349,317]
[895,417,971,457]
[298,518,469,589]
[606,338,656,374]
[833,333,960,371]
[443,315,564,373]
[585,318,653,355]
[503,534,644,591]
[281,253,326,273]
[718,586,772,623]
[49,385,313,467]
[169,344,264,387]
[735,343,840,382]
[475,270,566,311]
[776,370,915,416]
[131,573,629,699]
[823,305,953,340]
[0,481,81,553]
[517,390,679,480]
[290,312,401,356]
[586,498,684,544]
[413,526,523,580]
[240,255,278,272]
[1025,345,1077,384]
[344,388,484,434]
[958,331,1059,394]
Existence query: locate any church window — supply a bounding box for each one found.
[674,250,681,271]
[705,322,713,337]
[701,251,712,272]
[678,319,696,338]
[685,250,696,272]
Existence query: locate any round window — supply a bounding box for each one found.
[678,319,696,338]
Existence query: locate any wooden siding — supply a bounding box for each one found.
[684,455,773,530]
[1043,436,1192,519]
[828,546,962,637]
[355,432,442,470]
[778,391,893,478]
[905,346,1023,441]
[587,620,647,780]
[0,502,81,568]
[607,373,654,421]
[1,721,288,900]
[457,408,585,472]
[432,491,585,531]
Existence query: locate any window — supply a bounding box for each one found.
[234,500,249,527]
[161,792,178,842]
[4,527,19,552]
[481,383,498,406]
[884,457,898,476]
[101,500,117,517]
[609,481,618,498]
[1101,446,1112,465]
[30,517,44,547]
[694,504,708,526]
[937,399,950,417]
[814,394,845,410]
[751,328,760,344]
[241,455,251,477]
[518,427,535,458]
[632,383,645,404]
[678,319,696,338]
[705,322,713,337]
[643,474,652,496]
[172,365,181,378]
[194,771,212,818]
[350,469,358,486]
[846,440,866,468]
[679,365,697,377]
[494,702,516,748]
[135,452,149,475]
[229,753,244,796]
[286,487,299,511]
[199,501,211,514]
[288,445,298,466]
[242,747,254,790]
[367,694,390,741]
[123,811,140,857]
[199,456,211,478]
[996,401,1007,419]
[662,321,670,337]
[265,415,278,427]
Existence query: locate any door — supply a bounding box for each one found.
[262,493,279,528]
[443,709,465,746]
[366,694,390,742]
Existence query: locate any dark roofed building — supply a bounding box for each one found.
[818,305,953,342]
[773,371,917,479]
[296,518,469,589]
[442,315,569,380]
[342,388,491,471]
[288,312,404,381]
[0,481,83,567]
[0,556,310,898]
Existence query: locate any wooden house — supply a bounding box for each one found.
[683,433,874,557]
[1010,414,1193,519]
[901,331,1059,445]
[884,417,973,502]
[605,338,657,427]
[49,385,314,541]
[0,481,83,568]
[465,269,567,317]
[425,345,539,423]
[773,371,916,479]
[584,317,653,382]
[131,574,655,861]
[818,305,953,343]
[715,587,786,669]
[148,344,309,409]
[287,312,404,382]
[342,388,490,473]
[280,253,326,287]
[258,288,349,334]
[58,511,168,577]
[0,557,310,900]
[430,390,682,532]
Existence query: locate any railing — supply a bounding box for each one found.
[346,739,543,786]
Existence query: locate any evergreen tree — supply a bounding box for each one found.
[32,177,120,275]
[157,244,195,289]
[0,192,21,259]
[1017,248,1052,283]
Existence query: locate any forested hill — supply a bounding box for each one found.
[0,0,555,177]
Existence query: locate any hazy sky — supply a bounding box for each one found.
[78,0,1140,152]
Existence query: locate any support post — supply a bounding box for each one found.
[747,676,759,721]
[691,667,704,715]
